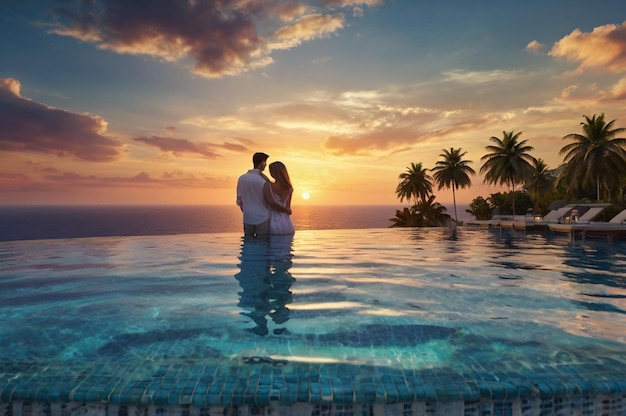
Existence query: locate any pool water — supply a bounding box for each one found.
[1,228,625,415]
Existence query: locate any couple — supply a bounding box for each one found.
[236,152,295,237]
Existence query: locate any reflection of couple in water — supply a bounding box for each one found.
[235,235,295,336]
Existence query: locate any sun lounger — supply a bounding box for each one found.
[538,206,573,223]
[574,205,610,223]
[607,208,626,224]
[548,208,626,239]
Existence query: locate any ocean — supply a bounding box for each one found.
[0,205,414,242]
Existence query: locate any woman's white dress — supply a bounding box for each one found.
[269,187,295,235]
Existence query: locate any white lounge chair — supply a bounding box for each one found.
[607,208,626,224]
[549,207,626,239]
[575,205,610,223]
[540,206,573,222]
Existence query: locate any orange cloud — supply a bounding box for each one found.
[134,136,220,158]
[0,172,33,190]
[269,2,314,21]
[611,78,626,100]
[46,0,362,78]
[551,82,616,105]
[270,14,344,50]
[0,78,121,162]
[549,22,626,73]
[322,113,494,156]
[526,40,546,54]
[133,135,249,158]
[0,169,230,192]
[320,0,384,6]
[323,128,419,155]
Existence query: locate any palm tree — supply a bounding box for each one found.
[525,158,553,214]
[480,131,535,216]
[389,207,419,227]
[559,113,626,201]
[395,162,433,205]
[413,195,452,226]
[431,147,475,223]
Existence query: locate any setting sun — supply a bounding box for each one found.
[301,192,310,200]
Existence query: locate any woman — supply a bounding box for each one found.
[264,161,295,235]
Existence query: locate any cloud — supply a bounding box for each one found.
[0,172,33,190]
[555,77,626,103]
[133,135,247,158]
[270,2,314,21]
[549,22,626,74]
[316,98,485,156]
[1,169,230,192]
[323,128,420,155]
[313,56,331,65]
[0,78,121,162]
[526,40,546,54]
[46,0,367,78]
[353,7,364,18]
[442,69,522,84]
[611,78,626,100]
[269,13,345,50]
[322,115,492,156]
[320,0,384,6]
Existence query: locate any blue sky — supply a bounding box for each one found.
[1,0,626,206]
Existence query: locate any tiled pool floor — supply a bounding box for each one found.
[1,228,626,415]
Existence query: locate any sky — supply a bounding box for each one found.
[1,0,626,207]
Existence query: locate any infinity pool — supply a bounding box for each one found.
[1,228,625,415]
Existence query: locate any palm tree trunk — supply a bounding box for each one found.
[511,181,516,216]
[535,182,539,214]
[452,185,458,222]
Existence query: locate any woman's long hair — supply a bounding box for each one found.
[269,161,293,190]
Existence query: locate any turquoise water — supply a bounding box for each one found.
[1,227,625,413]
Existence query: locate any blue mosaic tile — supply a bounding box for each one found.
[380,375,398,402]
[354,381,376,403]
[230,383,244,406]
[308,382,321,404]
[220,381,238,405]
[296,379,309,402]
[283,387,297,404]
[192,390,208,407]
[422,383,438,400]
[0,382,18,403]
[336,380,355,403]
[320,377,333,401]
[82,388,100,403]
[6,381,25,401]
[154,386,171,406]
[47,386,65,403]
[431,381,447,401]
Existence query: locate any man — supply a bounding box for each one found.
[236,152,290,237]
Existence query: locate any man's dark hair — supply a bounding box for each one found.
[252,152,269,168]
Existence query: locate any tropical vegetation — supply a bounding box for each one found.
[526,158,554,214]
[391,162,451,227]
[390,113,626,227]
[479,131,535,216]
[395,162,433,205]
[465,196,491,220]
[558,113,626,201]
[432,147,475,223]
